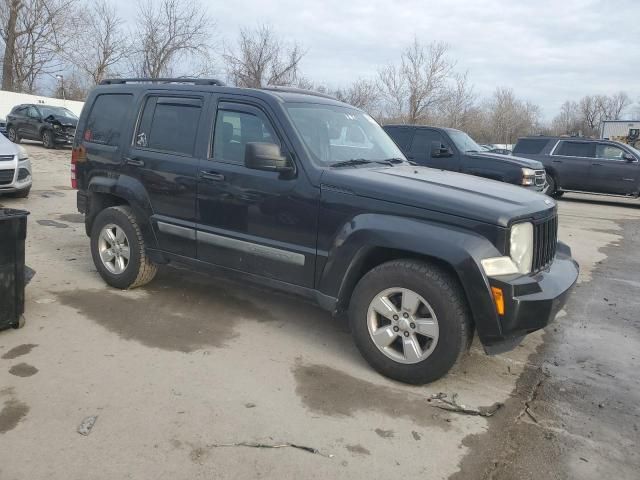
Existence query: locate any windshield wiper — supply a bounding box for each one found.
[383,157,407,164]
[330,158,398,168]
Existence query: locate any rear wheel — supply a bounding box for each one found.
[42,130,54,149]
[90,206,157,289]
[349,260,472,384]
[7,127,20,143]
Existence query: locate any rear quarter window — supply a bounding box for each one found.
[83,94,132,146]
[513,138,549,155]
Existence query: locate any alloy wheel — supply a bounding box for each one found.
[366,287,439,364]
[98,223,131,274]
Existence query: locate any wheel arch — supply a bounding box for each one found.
[320,214,503,343]
[85,175,158,250]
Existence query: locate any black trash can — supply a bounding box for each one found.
[0,208,29,330]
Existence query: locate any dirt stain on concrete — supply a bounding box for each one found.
[346,444,370,455]
[0,389,29,434]
[36,219,68,228]
[54,185,74,191]
[411,431,422,441]
[56,270,278,352]
[9,363,39,377]
[374,428,395,438]
[2,344,38,360]
[293,363,450,429]
[58,213,84,223]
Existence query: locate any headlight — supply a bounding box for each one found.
[53,124,61,130]
[521,168,536,186]
[481,222,534,276]
[509,222,534,274]
[17,146,28,161]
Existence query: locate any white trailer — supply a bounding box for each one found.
[600,120,640,147]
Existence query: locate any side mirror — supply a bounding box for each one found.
[245,142,292,173]
[623,153,636,162]
[431,141,452,158]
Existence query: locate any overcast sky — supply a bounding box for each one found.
[114,0,640,119]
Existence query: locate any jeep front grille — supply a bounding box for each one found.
[532,215,558,272]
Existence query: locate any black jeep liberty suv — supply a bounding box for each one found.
[72,78,578,384]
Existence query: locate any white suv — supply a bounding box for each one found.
[0,134,31,198]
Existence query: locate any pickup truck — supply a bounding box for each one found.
[384,125,546,191]
[73,79,578,384]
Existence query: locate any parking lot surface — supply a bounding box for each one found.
[1,144,638,479]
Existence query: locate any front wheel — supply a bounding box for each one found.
[90,206,158,289]
[349,260,472,384]
[42,130,54,149]
[545,174,564,199]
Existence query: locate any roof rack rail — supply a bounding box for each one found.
[100,78,226,86]
[260,86,338,101]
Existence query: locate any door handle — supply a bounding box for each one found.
[124,157,145,167]
[200,171,225,181]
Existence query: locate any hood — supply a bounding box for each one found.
[44,114,78,127]
[0,130,21,155]
[321,165,555,227]
[471,151,543,169]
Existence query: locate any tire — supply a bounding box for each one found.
[7,126,20,143]
[545,173,564,199]
[90,205,157,289]
[348,260,472,385]
[42,130,54,149]
[11,186,30,198]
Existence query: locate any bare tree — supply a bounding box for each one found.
[378,39,454,124]
[334,79,379,113]
[483,87,541,144]
[223,25,304,88]
[0,0,78,92]
[599,91,631,121]
[551,100,581,135]
[437,71,476,129]
[131,0,214,78]
[65,0,130,85]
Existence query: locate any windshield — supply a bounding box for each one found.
[448,130,483,153]
[39,106,77,119]
[285,103,406,166]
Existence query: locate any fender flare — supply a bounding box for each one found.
[86,174,159,249]
[319,213,504,342]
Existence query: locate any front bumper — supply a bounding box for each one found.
[53,128,76,144]
[0,159,32,194]
[482,241,579,354]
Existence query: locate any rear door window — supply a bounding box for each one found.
[84,94,132,146]
[554,141,595,158]
[384,127,414,150]
[513,138,549,155]
[135,96,202,156]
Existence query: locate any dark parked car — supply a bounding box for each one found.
[6,104,78,148]
[513,136,640,199]
[73,78,578,384]
[0,117,7,136]
[384,125,545,191]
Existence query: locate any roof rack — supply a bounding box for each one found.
[260,86,338,100]
[100,78,226,86]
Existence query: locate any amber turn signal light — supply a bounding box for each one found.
[491,287,505,316]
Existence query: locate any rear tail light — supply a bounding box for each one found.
[70,147,78,189]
